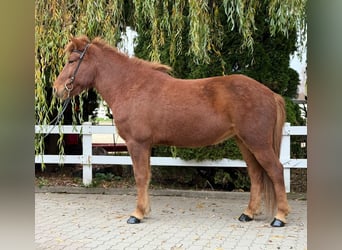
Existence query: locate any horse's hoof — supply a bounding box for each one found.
[238,213,253,222]
[270,218,286,227]
[127,216,141,224]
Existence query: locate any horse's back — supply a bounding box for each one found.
[141,74,279,147]
[185,74,278,120]
[220,74,276,99]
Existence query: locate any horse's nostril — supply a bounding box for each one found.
[53,87,57,95]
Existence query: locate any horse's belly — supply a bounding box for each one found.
[157,120,235,147]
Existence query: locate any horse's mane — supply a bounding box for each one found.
[66,36,171,74]
[131,57,172,74]
[97,37,172,73]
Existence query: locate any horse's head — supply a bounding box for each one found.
[53,36,95,100]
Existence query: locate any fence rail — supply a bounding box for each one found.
[35,122,307,192]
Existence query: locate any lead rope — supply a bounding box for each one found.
[42,97,71,138]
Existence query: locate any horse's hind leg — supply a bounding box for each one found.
[253,149,290,226]
[126,141,152,224]
[235,138,263,221]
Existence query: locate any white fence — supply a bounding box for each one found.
[35,122,307,192]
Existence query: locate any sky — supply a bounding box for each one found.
[290,32,307,100]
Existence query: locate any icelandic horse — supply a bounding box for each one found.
[53,36,289,227]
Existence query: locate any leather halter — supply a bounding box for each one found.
[64,43,91,96]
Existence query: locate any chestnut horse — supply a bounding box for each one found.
[53,36,289,227]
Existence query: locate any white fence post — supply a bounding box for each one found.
[281,122,291,193]
[82,122,93,186]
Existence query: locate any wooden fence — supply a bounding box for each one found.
[35,122,307,192]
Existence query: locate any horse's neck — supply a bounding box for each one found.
[93,52,133,116]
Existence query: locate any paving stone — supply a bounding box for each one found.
[35,191,307,249]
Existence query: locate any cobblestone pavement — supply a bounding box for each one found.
[35,190,306,250]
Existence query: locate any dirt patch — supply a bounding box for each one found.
[35,164,136,189]
[35,164,307,193]
[290,168,307,193]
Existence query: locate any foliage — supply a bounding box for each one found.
[135,1,301,98]
[284,97,307,160]
[36,176,49,188]
[35,0,306,160]
[153,139,242,161]
[151,166,200,187]
[35,0,123,125]
[88,172,122,187]
[138,1,305,161]
[284,97,306,126]
[214,168,250,191]
[133,0,306,63]
[35,0,125,158]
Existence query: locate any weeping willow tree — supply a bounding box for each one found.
[35,0,126,156]
[35,0,306,157]
[135,1,306,161]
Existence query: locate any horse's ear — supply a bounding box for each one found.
[70,37,82,50]
[64,37,76,53]
[70,35,90,49]
[65,35,90,53]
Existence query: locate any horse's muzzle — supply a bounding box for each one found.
[52,86,62,98]
[53,86,67,100]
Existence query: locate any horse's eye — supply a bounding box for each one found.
[68,60,76,64]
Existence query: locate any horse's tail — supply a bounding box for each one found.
[273,94,286,158]
[263,93,286,216]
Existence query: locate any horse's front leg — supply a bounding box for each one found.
[235,138,263,222]
[126,141,151,224]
